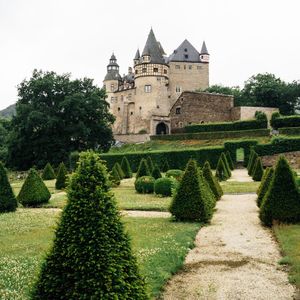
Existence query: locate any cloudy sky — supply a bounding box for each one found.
[0,0,299,110]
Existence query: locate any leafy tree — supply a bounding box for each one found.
[121,157,132,178]
[259,156,300,226]
[18,168,51,206]
[31,152,147,299]
[161,159,170,172]
[136,159,150,179]
[55,162,68,190]
[42,163,56,180]
[215,156,229,181]
[226,151,234,170]
[252,157,264,181]
[202,161,223,200]
[0,162,17,212]
[0,118,11,163]
[169,159,213,222]
[146,156,154,173]
[257,167,274,207]
[151,164,162,179]
[7,70,115,170]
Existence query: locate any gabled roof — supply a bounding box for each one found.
[141,29,165,64]
[169,39,200,62]
[200,41,209,55]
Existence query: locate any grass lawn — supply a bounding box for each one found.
[273,224,300,288]
[220,181,260,194]
[0,209,200,299]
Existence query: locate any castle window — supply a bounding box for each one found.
[164,69,167,74]
[139,106,142,110]
[142,68,147,73]
[175,65,180,69]
[136,70,138,74]
[184,54,189,59]
[184,48,188,52]
[179,122,183,128]
[175,86,181,93]
[153,67,158,72]
[144,85,152,93]
[189,65,192,69]
[117,107,120,112]
[110,83,115,92]
[201,55,204,59]
[175,107,181,115]
[130,112,134,115]
[157,105,160,109]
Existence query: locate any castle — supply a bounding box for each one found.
[103,29,209,137]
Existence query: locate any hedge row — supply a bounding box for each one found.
[254,137,300,156]
[271,115,300,129]
[278,127,300,136]
[100,146,225,172]
[150,128,270,141]
[184,119,267,133]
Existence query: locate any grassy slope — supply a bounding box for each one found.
[0,209,200,299]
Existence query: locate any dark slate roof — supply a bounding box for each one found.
[200,41,209,55]
[134,49,140,60]
[168,39,201,62]
[104,72,122,81]
[141,29,165,64]
[110,53,116,60]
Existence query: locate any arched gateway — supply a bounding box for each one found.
[156,122,169,135]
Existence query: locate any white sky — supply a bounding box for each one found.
[0,0,299,110]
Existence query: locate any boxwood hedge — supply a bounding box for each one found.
[278,127,300,136]
[271,115,300,129]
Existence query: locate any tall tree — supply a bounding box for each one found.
[7,70,115,170]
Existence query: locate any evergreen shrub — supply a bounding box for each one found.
[161,159,170,172]
[18,169,51,206]
[248,152,258,176]
[166,169,184,181]
[0,162,17,212]
[252,157,264,181]
[121,156,132,178]
[257,167,274,207]
[146,156,154,173]
[135,176,155,194]
[136,159,150,179]
[202,161,223,200]
[221,152,231,177]
[215,156,229,181]
[151,164,162,179]
[110,165,121,186]
[55,162,68,190]
[226,151,234,170]
[31,151,147,299]
[115,162,125,179]
[42,163,56,180]
[154,177,178,197]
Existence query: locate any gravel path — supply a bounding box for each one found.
[122,210,171,218]
[228,169,254,182]
[162,193,296,300]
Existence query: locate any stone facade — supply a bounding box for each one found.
[261,151,300,169]
[231,107,279,122]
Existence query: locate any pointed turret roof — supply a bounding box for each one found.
[169,39,200,62]
[134,49,140,60]
[141,29,165,64]
[110,53,116,60]
[200,41,209,55]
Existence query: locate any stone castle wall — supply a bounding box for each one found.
[231,106,279,122]
[261,151,300,169]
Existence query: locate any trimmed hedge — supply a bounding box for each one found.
[136,159,150,179]
[215,156,229,181]
[151,164,162,179]
[166,169,184,181]
[55,162,68,190]
[115,162,125,179]
[146,156,154,173]
[151,128,270,141]
[226,151,234,170]
[271,115,300,129]
[135,176,155,194]
[257,167,274,207]
[154,177,178,197]
[184,119,267,133]
[121,157,133,178]
[161,159,170,172]
[252,157,264,181]
[221,152,231,177]
[42,163,56,180]
[248,152,258,176]
[202,161,223,200]
[110,165,121,186]
[278,127,300,136]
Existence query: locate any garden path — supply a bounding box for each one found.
[162,171,296,300]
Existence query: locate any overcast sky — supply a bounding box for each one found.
[0,0,299,110]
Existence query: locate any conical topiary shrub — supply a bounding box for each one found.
[202,161,223,200]
[221,152,231,177]
[226,151,234,170]
[42,163,56,180]
[200,169,216,210]
[115,162,125,180]
[0,162,18,213]
[31,151,147,299]
[257,167,268,195]
[248,152,258,176]
[55,162,68,190]
[110,165,121,186]
[169,159,213,222]
[247,149,255,171]
[136,158,150,179]
[121,157,132,178]
[146,156,154,173]
[151,164,162,179]
[215,156,229,181]
[257,167,274,207]
[259,155,300,226]
[252,157,264,181]
[161,159,170,172]
[18,169,51,206]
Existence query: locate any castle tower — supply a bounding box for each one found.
[200,41,210,63]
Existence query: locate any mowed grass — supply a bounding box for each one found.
[0,209,200,299]
[274,224,300,288]
[220,181,260,194]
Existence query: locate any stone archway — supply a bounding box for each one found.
[156,122,169,135]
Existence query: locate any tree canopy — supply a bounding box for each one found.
[7,70,115,170]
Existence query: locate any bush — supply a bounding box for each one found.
[270,112,281,128]
[31,151,147,299]
[169,159,213,222]
[279,127,300,136]
[135,176,155,194]
[166,169,184,181]
[221,152,231,177]
[255,111,268,122]
[247,149,255,171]
[259,155,300,226]
[121,156,132,178]
[42,163,56,180]
[55,162,68,190]
[136,158,150,179]
[154,177,178,197]
[271,114,300,129]
[146,156,154,173]
[252,157,264,181]
[110,165,120,186]
[257,167,274,207]
[248,152,258,176]
[161,159,170,172]
[226,151,234,170]
[69,151,79,171]
[18,168,51,206]
[151,164,162,179]
[0,162,17,213]
[215,156,229,181]
[202,161,223,200]
[115,162,125,179]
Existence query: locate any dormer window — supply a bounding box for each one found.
[184,48,188,52]
[153,67,158,72]
[184,54,189,59]
[143,55,150,63]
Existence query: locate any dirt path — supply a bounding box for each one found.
[228,169,254,182]
[162,193,296,300]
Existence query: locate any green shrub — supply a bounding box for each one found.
[169,159,213,222]
[121,156,132,178]
[255,111,268,122]
[69,151,79,171]
[115,162,125,179]
[202,161,223,200]
[257,167,274,207]
[259,156,300,226]
[18,169,51,206]
[136,158,150,179]
[55,162,68,190]
[271,114,300,129]
[110,165,121,186]
[166,169,184,181]
[154,177,178,197]
[135,176,155,194]
[215,156,229,181]
[279,127,300,136]
[221,152,231,177]
[31,151,147,299]
[146,156,154,173]
[252,157,264,181]
[0,162,17,212]
[270,112,281,128]
[247,149,255,171]
[248,152,258,176]
[151,164,162,179]
[42,163,56,180]
[226,151,234,170]
[161,159,170,172]
[201,170,216,210]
